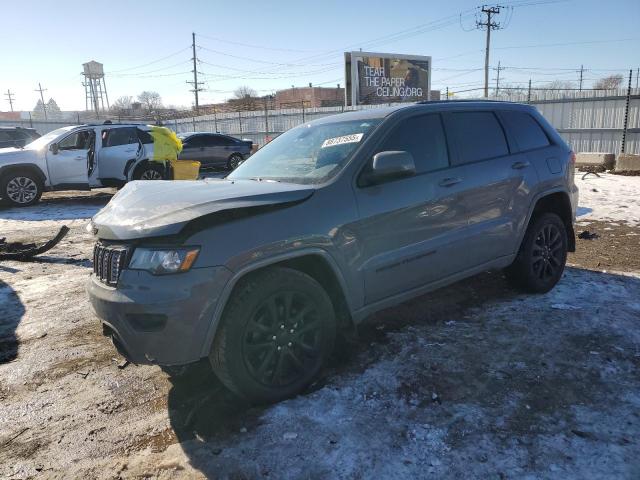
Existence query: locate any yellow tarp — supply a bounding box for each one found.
[149,126,183,163]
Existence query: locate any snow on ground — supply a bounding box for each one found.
[1,174,639,479]
[576,172,640,226]
[72,267,640,479]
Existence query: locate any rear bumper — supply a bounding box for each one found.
[86,266,232,365]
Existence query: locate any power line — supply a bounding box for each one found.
[4,90,15,112]
[196,33,314,53]
[108,47,191,73]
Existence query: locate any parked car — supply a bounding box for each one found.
[87,101,578,404]
[178,132,253,170]
[0,126,40,149]
[0,123,173,207]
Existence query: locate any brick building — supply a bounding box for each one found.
[275,86,344,109]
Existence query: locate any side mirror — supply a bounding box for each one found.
[50,143,59,155]
[365,151,416,185]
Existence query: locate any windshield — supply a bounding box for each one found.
[228,119,381,184]
[24,126,77,150]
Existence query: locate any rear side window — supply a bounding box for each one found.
[445,112,509,165]
[378,114,449,174]
[137,129,154,144]
[501,110,550,151]
[102,127,138,147]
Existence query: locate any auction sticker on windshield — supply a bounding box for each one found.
[321,133,364,148]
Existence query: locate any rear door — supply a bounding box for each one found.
[351,113,469,305]
[497,109,552,249]
[98,127,140,180]
[441,110,537,265]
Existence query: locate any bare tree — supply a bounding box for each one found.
[111,96,133,114]
[137,91,163,113]
[230,86,261,110]
[593,74,623,90]
[233,86,257,100]
[494,83,526,100]
[546,80,576,90]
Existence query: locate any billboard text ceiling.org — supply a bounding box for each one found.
[345,52,431,106]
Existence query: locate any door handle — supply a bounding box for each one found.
[512,161,530,169]
[438,177,462,187]
[74,156,84,160]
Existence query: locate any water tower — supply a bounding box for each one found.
[82,61,110,115]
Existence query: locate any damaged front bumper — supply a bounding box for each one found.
[86,266,231,365]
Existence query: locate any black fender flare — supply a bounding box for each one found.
[198,248,352,359]
[0,163,47,185]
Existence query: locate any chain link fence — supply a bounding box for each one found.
[1,87,638,154]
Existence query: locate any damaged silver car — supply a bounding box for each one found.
[87,101,578,403]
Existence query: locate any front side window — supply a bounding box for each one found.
[228,119,381,185]
[184,135,206,148]
[377,114,449,174]
[58,130,93,151]
[24,126,76,150]
[445,112,509,165]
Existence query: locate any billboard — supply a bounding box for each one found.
[345,51,431,106]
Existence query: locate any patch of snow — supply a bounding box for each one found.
[576,172,640,226]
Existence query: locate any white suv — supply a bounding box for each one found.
[0,122,165,207]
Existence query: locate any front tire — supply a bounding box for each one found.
[210,267,336,404]
[505,212,568,293]
[1,170,43,207]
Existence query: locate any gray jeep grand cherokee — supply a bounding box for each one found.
[87,101,578,403]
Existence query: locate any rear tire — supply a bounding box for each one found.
[1,170,43,207]
[210,267,336,404]
[133,163,165,180]
[505,212,568,293]
[226,153,243,171]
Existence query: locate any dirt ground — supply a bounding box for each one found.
[1,188,639,479]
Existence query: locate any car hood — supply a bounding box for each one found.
[91,178,315,240]
[0,147,39,165]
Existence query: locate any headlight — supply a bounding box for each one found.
[129,247,200,275]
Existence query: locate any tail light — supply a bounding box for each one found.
[567,151,576,184]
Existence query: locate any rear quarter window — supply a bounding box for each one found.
[500,110,550,152]
[444,111,509,165]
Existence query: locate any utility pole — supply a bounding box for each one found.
[636,67,639,89]
[4,90,15,112]
[493,60,504,98]
[476,5,503,98]
[578,65,584,92]
[35,83,48,120]
[527,79,532,103]
[187,32,203,115]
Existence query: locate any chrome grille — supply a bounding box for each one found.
[93,243,128,286]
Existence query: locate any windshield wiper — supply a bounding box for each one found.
[249,177,280,182]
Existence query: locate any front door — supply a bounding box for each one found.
[98,127,141,180]
[46,129,92,186]
[350,113,469,305]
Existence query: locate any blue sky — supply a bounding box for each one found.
[1,0,638,111]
